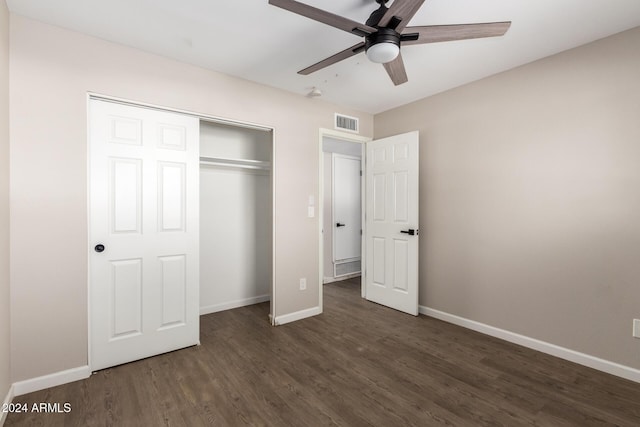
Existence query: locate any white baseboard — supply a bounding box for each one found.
[274,306,322,326]
[420,306,640,384]
[1,384,14,426]
[323,272,360,284]
[200,295,270,316]
[13,366,91,397]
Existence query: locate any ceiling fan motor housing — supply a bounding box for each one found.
[365,27,401,63]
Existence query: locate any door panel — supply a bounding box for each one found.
[157,123,187,150]
[393,239,409,291]
[159,255,187,328]
[372,237,386,285]
[373,173,386,221]
[109,116,142,145]
[90,99,199,371]
[111,158,142,233]
[394,171,409,222]
[110,258,143,338]
[365,131,419,315]
[158,162,186,231]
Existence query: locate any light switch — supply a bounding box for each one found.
[308,195,315,206]
[308,206,315,218]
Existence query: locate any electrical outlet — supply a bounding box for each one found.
[299,278,307,291]
[633,319,640,338]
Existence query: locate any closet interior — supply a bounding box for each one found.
[199,120,273,316]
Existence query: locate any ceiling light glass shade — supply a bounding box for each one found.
[366,42,400,64]
[307,87,322,97]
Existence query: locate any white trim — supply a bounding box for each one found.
[320,128,370,143]
[86,94,93,378]
[274,306,321,326]
[200,295,271,316]
[88,92,274,132]
[1,384,14,426]
[270,127,277,326]
[323,272,361,284]
[420,306,640,384]
[318,128,371,316]
[318,133,324,323]
[360,142,366,299]
[12,366,91,397]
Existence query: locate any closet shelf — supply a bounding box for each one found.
[199,156,271,171]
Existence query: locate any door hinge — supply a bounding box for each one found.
[360,170,362,176]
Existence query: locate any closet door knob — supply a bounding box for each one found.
[94,244,105,253]
[336,223,345,227]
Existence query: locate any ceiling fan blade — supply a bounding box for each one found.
[383,53,408,86]
[298,42,366,75]
[269,0,376,36]
[402,22,511,45]
[378,0,426,31]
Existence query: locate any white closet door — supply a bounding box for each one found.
[89,99,200,371]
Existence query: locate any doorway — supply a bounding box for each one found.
[318,129,420,316]
[199,120,273,316]
[322,140,362,283]
[318,129,370,309]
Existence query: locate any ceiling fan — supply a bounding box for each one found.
[268,0,511,85]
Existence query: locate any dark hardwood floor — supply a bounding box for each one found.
[6,277,640,426]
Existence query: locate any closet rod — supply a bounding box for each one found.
[199,156,271,171]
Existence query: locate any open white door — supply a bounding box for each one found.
[364,131,419,315]
[89,99,200,371]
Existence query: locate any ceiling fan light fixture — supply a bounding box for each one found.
[307,86,323,97]
[365,27,401,64]
[366,42,400,63]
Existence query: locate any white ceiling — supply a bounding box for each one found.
[7,0,640,114]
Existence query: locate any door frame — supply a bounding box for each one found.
[87,92,278,370]
[318,128,370,313]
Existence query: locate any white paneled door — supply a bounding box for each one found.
[365,131,419,315]
[89,99,200,371]
[333,154,361,262]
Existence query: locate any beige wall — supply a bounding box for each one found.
[9,15,372,382]
[0,0,11,405]
[375,27,640,369]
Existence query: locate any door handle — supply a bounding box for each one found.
[94,244,105,253]
[400,229,417,236]
[336,223,346,227]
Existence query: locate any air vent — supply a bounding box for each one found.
[335,113,359,133]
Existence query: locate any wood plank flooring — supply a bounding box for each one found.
[6,277,640,426]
